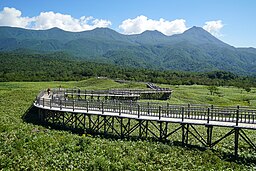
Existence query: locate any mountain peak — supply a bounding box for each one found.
[183,26,211,36]
[48,27,62,30]
[141,30,166,37]
[178,26,229,47]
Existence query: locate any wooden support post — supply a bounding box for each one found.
[159,121,163,141]
[145,121,148,138]
[74,113,77,128]
[164,122,168,140]
[83,114,86,130]
[104,116,107,136]
[234,127,239,157]
[62,112,65,126]
[120,118,123,138]
[111,117,114,133]
[185,124,189,144]
[207,125,213,147]
[181,123,186,146]
[88,115,91,130]
[95,115,99,131]
[139,120,142,138]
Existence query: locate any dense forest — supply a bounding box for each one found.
[0,52,255,89]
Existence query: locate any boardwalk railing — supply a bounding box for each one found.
[33,89,256,157]
[35,92,256,126]
[47,88,172,100]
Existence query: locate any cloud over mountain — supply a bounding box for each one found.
[0,7,32,28]
[0,7,224,36]
[0,7,111,31]
[203,20,223,37]
[119,15,187,36]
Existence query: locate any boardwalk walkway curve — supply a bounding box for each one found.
[34,88,256,157]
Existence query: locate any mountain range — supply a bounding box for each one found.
[0,26,255,75]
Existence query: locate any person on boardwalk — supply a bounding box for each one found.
[47,88,51,95]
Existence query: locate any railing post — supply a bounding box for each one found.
[102,101,104,114]
[236,106,239,126]
[50,99,52,109]
[211,105,214,120]
[147,102,150,114]
[167,103,169,116]
[43,98,45,107]
[207,108,210,124]
[182,107,185,122]
[86,101,89,113]
[73,100,75,111]
[129,100,132,113]
[60,100,62,110]
[188,104,190,118]
[159,106,162,120]
[119,102,121,116]
[138,104,140,118]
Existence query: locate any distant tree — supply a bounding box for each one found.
[207,86,219,95]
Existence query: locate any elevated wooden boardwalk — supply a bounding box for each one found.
[54,88,172,100]
[34,89,256,157]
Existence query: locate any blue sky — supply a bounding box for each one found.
[0,0,255,47]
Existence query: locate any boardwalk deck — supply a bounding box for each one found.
[34,89,256,157]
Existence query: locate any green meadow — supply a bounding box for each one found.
[1,78,256,170]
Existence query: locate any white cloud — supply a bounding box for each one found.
[0,7,111,31]
[0,7,32,28]
[203,20,223,37]
[0,7,224,37]
[119,15,187,36]
[32,11,111,31]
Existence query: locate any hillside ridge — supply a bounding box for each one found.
[0,26,255,75]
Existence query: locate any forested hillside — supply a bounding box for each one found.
[0,26,256,75]
[1,52,255,89]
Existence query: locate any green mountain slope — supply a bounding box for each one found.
[0,26,255,75]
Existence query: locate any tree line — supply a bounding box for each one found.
[0,52,255,89]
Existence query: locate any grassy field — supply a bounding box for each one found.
[1,78,256,170]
